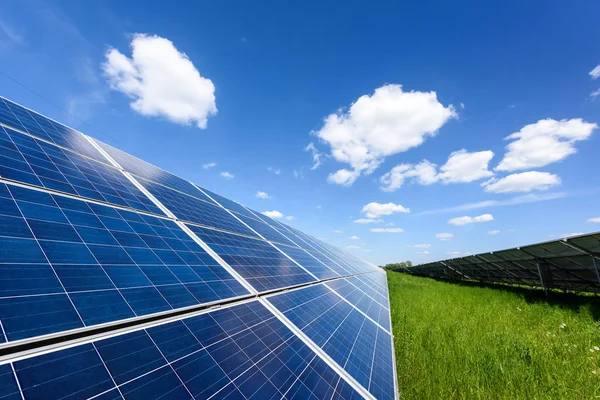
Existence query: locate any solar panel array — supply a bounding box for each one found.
[0,97,397,400]
[407,232,600,293]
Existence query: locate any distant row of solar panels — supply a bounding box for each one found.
[0,96,397,399]
[407,232,600,293]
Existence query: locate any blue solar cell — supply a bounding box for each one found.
[277,244,340,280]
[0,97,104,162]
[327,277,391,331]
[94,139,217,203]
[187,224,316,292]
[0,364,21,400]
[348,272,390,308]
[6,301,361,400]
[199,186,259,219]
[136,177,259,237]
[0,126,164,215]
[268,283,395,399]
[0,183,249,342]
[235,213,300,247]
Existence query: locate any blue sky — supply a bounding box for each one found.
[1,0,599,266]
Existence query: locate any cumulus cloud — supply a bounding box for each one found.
[220,172,234,179]
[587,217,600,223]
[483,171,560,193]
[590,65,600,80]
[353,218,383,224]
[103,34,217,128]
[255,191,271,199]
[361,202,410,218]
[380,149,494,192]
[350,236,360,240]
[312,84,456,186]
[304,142,323,170]
[496,119,597,171]
[202,162,217,169]
[448,213,494,226]
[436,233,454,241]
[262,210,283,219]
[488,230,500,235]
[284,216,295,221]
[411,244,431,249]
[370,228,404,233]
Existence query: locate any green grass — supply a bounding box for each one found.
[387,271,600,399]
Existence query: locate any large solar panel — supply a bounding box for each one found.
[408,232,600,294]
[0,97,397,399]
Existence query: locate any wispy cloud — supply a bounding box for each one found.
[255,191,271,199]
[370,228,404,233]
[220,172,234,179]
[203,162,217,169]
[418,192,566,215]
[267,167,281,175]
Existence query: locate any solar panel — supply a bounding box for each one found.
[0,125,163,215]
[0,97,397,399]
[267,282,396,399]
[186,224,317,292]
[408,232,600,293]
[0,182,249,342]
[1,300,363,400]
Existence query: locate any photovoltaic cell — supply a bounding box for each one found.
[2,301,361,400]
[348,273,390,308]
[267,280,395,399]
[276,244,340,280]
[0,125,163,215]
[234,213,300,247]
[0,97,105,162]
[187,224,316,292]
[94,139,216,204]
[199,186,260,220]
[136,177,259,237]
[326,277,391,332]
[0,182,248,342]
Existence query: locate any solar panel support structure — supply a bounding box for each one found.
[559,239,600,286]
[84,134,258,296]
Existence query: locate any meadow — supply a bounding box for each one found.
[387,271,600,399]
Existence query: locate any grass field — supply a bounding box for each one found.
[387,271,600,399]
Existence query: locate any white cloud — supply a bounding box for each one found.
[313,84,456,186]
[379,161,438,192]
[437,149,494,184]
[448,213,494,226]
[350,236,360,240]
[411,244,431,249]
[417,251,430,255]
[333,230,343,234]
[379,149,494,192]
[353,218,383,224]
[103,34,217,128]
[488,230,500,235]
[370,228,404,233]
[591,89,600,99]
[304,142,323,170]
[361,202,410,219]
[284,216,295,221]
[255,191,271,199]
[202,162,217,169]
[483,171,560,193]
[447,251,462,256]
[496,119,597,171]
[590,65,600,80]
[436,233,454,241]
[587,217,600,223]
[220,172,234,179]
[267,167,281,175]
[345,245,361,250]
[293,169,304,179]
[262,210,283,219]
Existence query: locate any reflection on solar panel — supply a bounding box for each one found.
[0,96,397,399]
[407,232,600,294]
